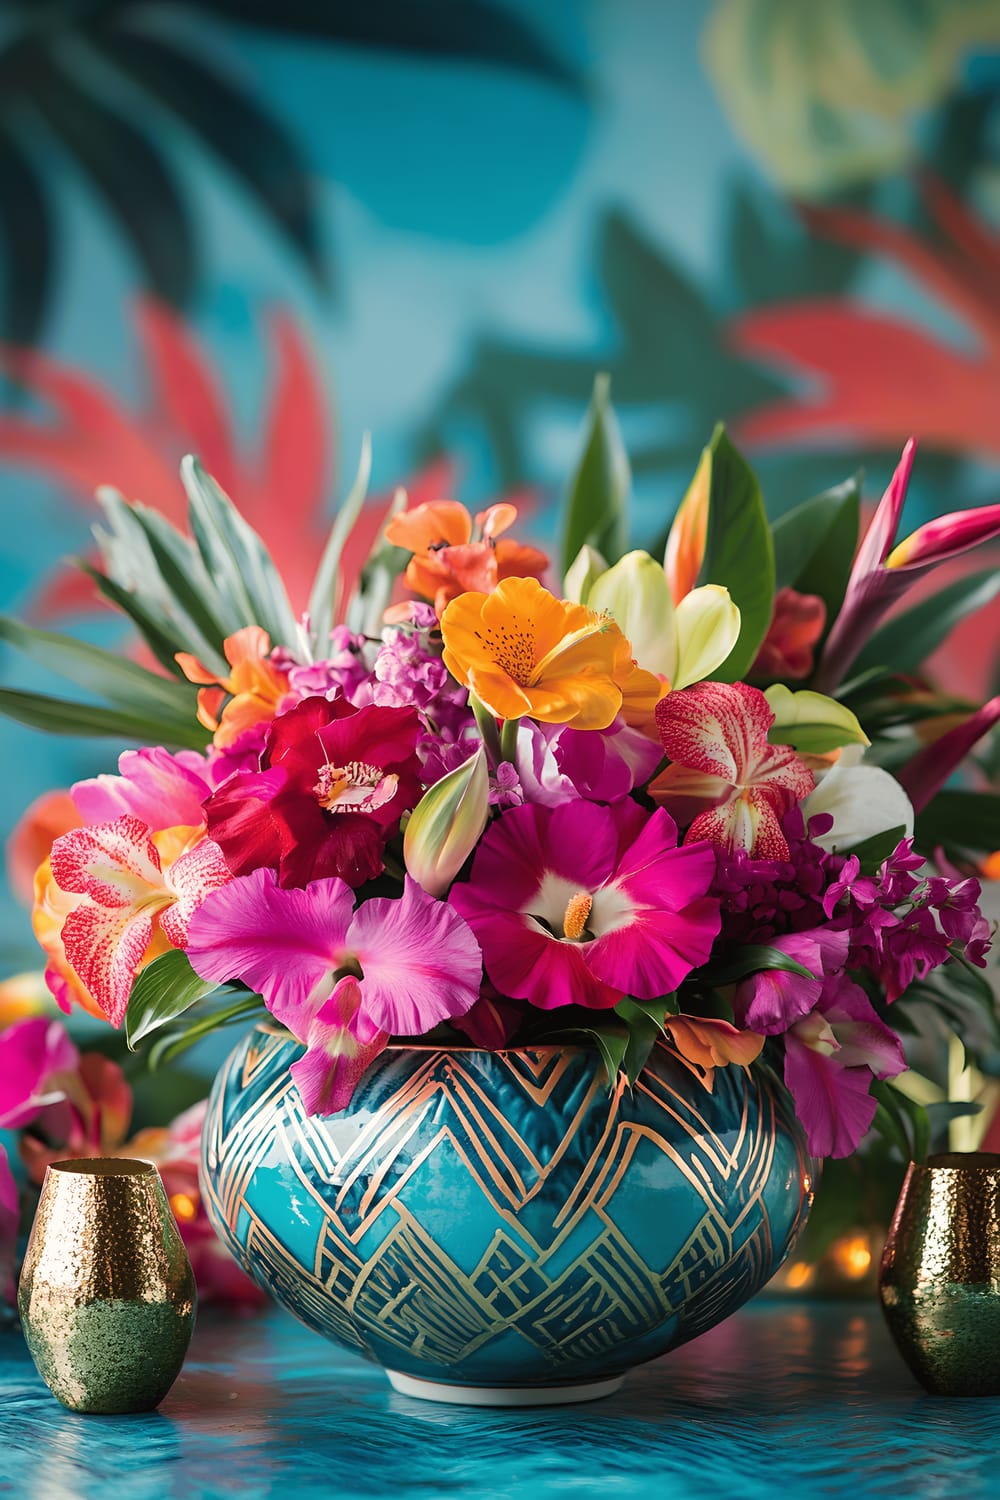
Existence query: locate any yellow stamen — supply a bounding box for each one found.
[563,890,593,941]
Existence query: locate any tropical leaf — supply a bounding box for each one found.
[696,426,775,680]
[0,686,208,750]
[29,54,196,306]
[147,991,267,1071]
[346,489,410,637]
[915,790,1000,857]
[94,30,326,286]
[615,996,676,1086]
[81,563,194,679]
[181,456,300,648]
[764,684,869,754]
[561,374,630,578]
[126,950,218,1049]
[0,616,201,726]
[852,568,1000,678]
[770,476,861,628]
[699,944,816,987]
[841,825,907,874]
[308,433,372,644]
[0,120,52,346]
[120,500,231,670]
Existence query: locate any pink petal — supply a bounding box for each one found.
[159,838,232,948]
[289,977,390,1115]
[347,877,482,1035]
[587,896,720,997]
[50,816,163,908]
[855,439,916,574]
[72,747,214,831]
[0,1017,79,1129]
[466,908,621,1010]
[185,866,354,1023]
[784,1036,878,1159]
[60,903,155,1027]
[655,681,774,782]
[822,976,907,1078]
[688,788,791,858]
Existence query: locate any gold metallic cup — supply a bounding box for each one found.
[879,1152,1000,1396]
[18,1158,196,1414]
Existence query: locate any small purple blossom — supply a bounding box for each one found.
[490,762,523,807]
[514,718,662,808]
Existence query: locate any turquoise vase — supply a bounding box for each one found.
[201,1025,812,1405]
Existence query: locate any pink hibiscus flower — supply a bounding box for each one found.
[49,817,232,1025]
[652,681,814,859]
[186,870,482,1113]
[448,800,720,1012]
[203,696,423,890]
[783,974,906,1158]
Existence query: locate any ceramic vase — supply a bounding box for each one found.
[18,1158,196,1414]
[880,1152,1000,1396]
[201,1025,813,1405]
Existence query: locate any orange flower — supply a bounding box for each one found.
[664,447,709,605]
[385,499,548,615]
[440,576,660,730]
[6,789,82,906]
[665,1015,765,1079]
[176,626,289,748]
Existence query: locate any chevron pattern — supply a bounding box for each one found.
[201,1029,812,1386]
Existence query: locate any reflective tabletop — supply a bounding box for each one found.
[1,1299,997,1499]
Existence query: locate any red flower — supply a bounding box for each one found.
[752,587,826,680]
[204,697,422,889]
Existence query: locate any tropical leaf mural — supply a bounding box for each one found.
[0,0,577,345]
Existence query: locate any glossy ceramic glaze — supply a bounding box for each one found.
[200,1026,812,1398]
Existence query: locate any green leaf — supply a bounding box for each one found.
[853,568,1000,678]
[915,791,1000,857]
[770,475,860,626]
[561,373,630,578]
[146,992,266,1071]
[81,563,190,678]
[616,996,676,1086]
[182,457,299,647]
[764,684,869,754]
[696,425,775,680]
[126,951,218,1049]
[0,616,202,728]
[119,498,231,671]
[841,826,906,875]
[700,944,816,987]
[346,490,410,638]
[308,433,372,645]
[0,686,209,750]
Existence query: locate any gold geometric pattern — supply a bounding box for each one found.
[200,1032,812,1382]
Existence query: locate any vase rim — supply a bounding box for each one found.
[922,1151,1000,1172]
[253,1019,627,1058]
[48,1157,157,1178]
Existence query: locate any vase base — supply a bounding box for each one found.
[385,1371,626,1406]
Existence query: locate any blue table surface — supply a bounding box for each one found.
[1,1298,998,1500]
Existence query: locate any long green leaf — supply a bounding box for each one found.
[0,616,201,726]
[121,500,230,670]
[770,475,860,627]
[147,992,266,1071]
[853,569,1000,678]
[915,791,1000,857]
[182,456,299,647]
[561,373,630,577]
[841,826,906,874]
[308,434,372,645]
[126,950,218,1049]
[700,944,816,987]
[346,489,410,637]
[696,426,775,680]
[82,564,189,677]
[0,686,209,749]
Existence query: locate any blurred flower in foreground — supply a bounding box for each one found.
[0,1148,16,1307]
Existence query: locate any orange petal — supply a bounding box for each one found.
[476,502,518,539]
[385,499,472,552]
[7,789,82,907]
[176,651,221,687]
[666,1015,765,1072]
[223,626,273,668]
[665,447,710,604]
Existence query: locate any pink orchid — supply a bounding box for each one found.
[72,746,221,830]
[652,681,814,859]
[815,441,1000,691]
[0,1146,16,1306]
[513,716,663,808]
[49,816,232,1025]
[448,800,720,1011]
[186,869,482,1113]
[784,974,906,1158]
[733,927,850,1034]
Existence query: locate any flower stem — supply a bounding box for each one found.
[499,717,520,764]
[470,693,502,763]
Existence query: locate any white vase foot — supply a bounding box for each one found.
[386,1370,626,1406]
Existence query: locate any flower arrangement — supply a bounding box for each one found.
[2,378,998,1256]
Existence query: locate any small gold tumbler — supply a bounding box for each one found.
[18,1157,196,1414]
[879,1152,1000,1396]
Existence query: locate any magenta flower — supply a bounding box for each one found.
[514,717,663,808]
[897,696,1000,814]
[653,681,814,859]
[0,1146,16,1306]
[815,441,1000,691]
[783,974,906,1158]
[186,869,483,1112]
[204,696,423,890]
[733,927,849,1034]
[449,800,720,1012]
[0,1016,79,1130]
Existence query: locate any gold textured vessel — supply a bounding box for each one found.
[879,1152,1000,1396]
[18,1158,196,1414]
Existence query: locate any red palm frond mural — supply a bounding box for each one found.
[0,300,470,623]
[727,177,1000,459]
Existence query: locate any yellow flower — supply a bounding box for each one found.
[441,577,658,730]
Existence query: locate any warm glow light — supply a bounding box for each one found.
[831,1233,873,1281]
[170,1192,198,1223]
[784,1261,813,1291]
[802,1173,812,1195]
